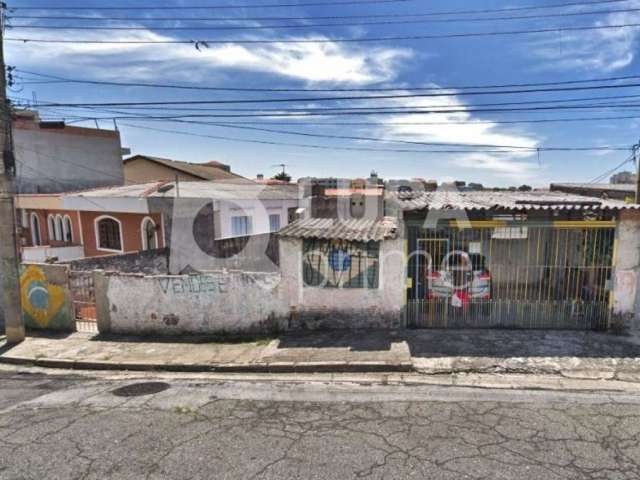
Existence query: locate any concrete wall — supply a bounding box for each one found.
[611,210,640,331]
[66,248,169,274]
[96,270,289,335]
[20,263,75,332]
[14,123,124,194]
[280,237,406,329]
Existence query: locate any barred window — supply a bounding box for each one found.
[97,217,122,251]
[303,239,379,289]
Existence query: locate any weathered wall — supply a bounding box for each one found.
[19,263,75,331]
[14,123,124,194]
[280,237,406,329]
[66,248,169,274]
[0,266,4,331]
[97,270,289,335]
[611,210,640,331]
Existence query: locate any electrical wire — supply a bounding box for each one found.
[15,68,640,93]
[587,153,635,183]
[11,7,640,30]
[8,22,640,44]
[7,0,630,13]
[7,0,413,11]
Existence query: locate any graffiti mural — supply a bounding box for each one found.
[303,239,379,289]
[20,264,74,331]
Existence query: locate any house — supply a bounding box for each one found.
[550,182,635,201]
[16,180,300,272]
[13,110,125,193]
[16,191,165,263]
[278,189,640,332]
[123,155,247,184]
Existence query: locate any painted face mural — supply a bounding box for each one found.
[20,265,70,329]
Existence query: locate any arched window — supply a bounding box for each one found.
[47,214,55,242]
[30,213,41,246]
[55,215,63,242]
[95,216,122,252]
[63,215,73,243]
[141,217,158,251]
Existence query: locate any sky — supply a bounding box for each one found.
[5,0,640,186]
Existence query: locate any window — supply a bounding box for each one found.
[231,215,252,237]
[96,216,122,252]
[303,239,380,289]
[47,215,55,242]
[269,214,281,232]
[492,214,528,239]
[30,213,41,246]
[141,217,158,251]
[54,215,64,241]
[63,215,73,243]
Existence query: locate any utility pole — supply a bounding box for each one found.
[0,2,24,343]
[635,142,640,204]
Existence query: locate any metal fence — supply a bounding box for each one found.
[69,271,98,333]
[406,222,615,330]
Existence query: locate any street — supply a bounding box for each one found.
[1,368,640,479]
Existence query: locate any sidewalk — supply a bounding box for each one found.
[2,329,640,380]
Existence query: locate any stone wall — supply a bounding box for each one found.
[96,270,290,335]
[280,237,406,329]
[611,210,640,331]
[66,248,169,274]
[20,263,75,332]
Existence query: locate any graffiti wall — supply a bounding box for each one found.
[20,263,75,331]
[97,270,290,335]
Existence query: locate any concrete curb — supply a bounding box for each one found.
[0,356,414,374]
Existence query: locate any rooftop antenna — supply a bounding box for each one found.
[271,163,289,177]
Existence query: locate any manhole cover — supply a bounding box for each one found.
[111,382,171,397]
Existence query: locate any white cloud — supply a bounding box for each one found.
[369,92,541,181]
[6,28,412,84]
[529,2,640,72]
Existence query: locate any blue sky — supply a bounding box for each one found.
[6,0,640,186]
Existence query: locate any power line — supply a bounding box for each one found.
[7,0,630,13]
[8,22,640,44]
[116,121,539,154]
[55,114,640,127]
[20,103,640,118]
[15,68,640,93]
[21,92,640,115]
[8,0,413,11]
[587,153,635,183]
[161,118,632,151]
[18,83,640,107]
[11,7,640,30]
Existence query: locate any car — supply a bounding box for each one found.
[426,251,492,307]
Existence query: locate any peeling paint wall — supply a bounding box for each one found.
[20,263,75,331]
[612,210,640,331]
[98,270,289,335]
[280,237,406,329]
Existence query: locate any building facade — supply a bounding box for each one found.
[13,110,125,194]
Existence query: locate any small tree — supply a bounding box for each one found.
[272,171,292,182]
[517,184,532,192]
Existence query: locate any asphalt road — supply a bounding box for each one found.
[2,369,640,479]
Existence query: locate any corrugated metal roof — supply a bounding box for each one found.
[387,190,640,211]
[279,217,398,242]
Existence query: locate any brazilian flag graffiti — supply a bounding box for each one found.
[20,265,73,330]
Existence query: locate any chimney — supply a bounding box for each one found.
[257,174,264,181]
